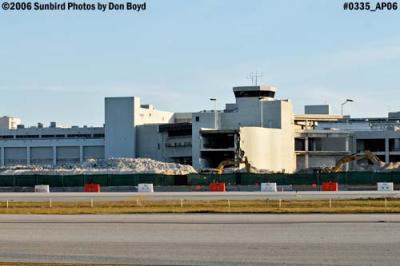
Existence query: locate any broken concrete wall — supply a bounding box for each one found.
[239,127,296,173]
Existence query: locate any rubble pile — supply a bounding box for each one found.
[0,158,197,175]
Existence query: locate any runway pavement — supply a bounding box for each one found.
[0,191,399,202]
[0,214,400,265]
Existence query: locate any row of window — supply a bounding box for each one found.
[0,134,105,140]
[295,138,400,152]
[165,142,192,148]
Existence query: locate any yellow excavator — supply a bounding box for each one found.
[321,150,382,173]
[214,156,256,174]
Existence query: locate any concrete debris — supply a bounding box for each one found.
[222,166,273,174]
[352,161,400,172]
[0,158,197,175]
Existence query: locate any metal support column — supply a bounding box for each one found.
[345,136,350,171]
[52,146,57,166]
[27,146,31,166]
[304,136,309,169]
[79,146,84,163]
[0,147,4,167]
[385,138,390,163]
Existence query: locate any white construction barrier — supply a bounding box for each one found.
[138,183,154,192]
[277,185,293,192]
[377,182,394,192]
[34,185,50,193]
[261,183,277,192]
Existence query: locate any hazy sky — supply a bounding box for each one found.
[1,0,399,127]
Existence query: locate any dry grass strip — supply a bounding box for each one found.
[0,198,399,214]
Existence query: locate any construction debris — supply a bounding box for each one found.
[352,161,400,172]
[0,158,197,175]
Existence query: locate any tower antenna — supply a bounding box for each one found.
[247,72,263,85]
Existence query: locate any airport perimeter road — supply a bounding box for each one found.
[0,191,400,202]
[1,214,400,266]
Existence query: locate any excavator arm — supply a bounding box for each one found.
[325,150,382,173]
[215,156,254,174]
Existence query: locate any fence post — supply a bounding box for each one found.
[329,198,332,209]
[279,199,282,208]
[180,199,183,208]
[385,198,387,209]
[91,198,94,208]
[49,198,52,208]
[227,200,230,208]
[6,200,8,209]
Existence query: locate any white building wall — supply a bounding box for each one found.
[221,99,262,128]
[105,97,136,158]
[164,136,192,158]
[262,100,283,128]
[191,112,216,169]
[83,146,105,160]
[239,127,296,173]
[136,124,192,162]
[0,117,21,130]
[137,105,174,125]
[104,97,174,159]
[4,147,26,165]
[136,124,163,161]
[173,112,192,123]
[307,156,337,169]
[31,147,53,165]
[57,146,80,164]
[0,138,104,166]
[217,100,293,130]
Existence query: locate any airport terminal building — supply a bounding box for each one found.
[1,85,400,172]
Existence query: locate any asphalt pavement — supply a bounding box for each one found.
[0,214,399,265]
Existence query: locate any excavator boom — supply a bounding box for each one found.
[324,150,382,173]
[215,156,253,174]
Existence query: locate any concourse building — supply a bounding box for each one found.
[1,85,400,172]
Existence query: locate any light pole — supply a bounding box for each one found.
[210,98,217,129]
[259,97,264,127]
[341,99,354,115]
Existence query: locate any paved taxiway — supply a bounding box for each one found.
[0,214,399,265]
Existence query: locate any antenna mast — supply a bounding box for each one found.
[247,72,263,86]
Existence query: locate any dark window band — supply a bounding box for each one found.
[234,90,275,98]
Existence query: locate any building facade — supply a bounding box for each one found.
[1,85,400,172]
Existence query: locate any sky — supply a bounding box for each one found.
[0,0,399,127]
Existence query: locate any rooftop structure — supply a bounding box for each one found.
[0,116,21,130]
